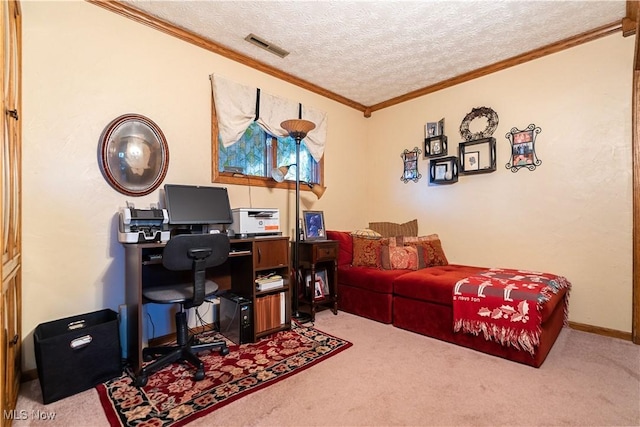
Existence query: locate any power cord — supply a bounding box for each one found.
[146,310,155,341]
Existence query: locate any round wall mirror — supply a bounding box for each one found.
[99,114,169,196]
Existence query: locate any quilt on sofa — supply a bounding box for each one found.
[452,268,571,355]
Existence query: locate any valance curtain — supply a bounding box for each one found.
[210,74,327,162]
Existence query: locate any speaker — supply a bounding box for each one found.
[219,293,253,344]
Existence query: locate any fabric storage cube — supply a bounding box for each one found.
[34,309,122,404]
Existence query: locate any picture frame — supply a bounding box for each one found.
[99,114,170,196]
[463,151,480,171]
[400,147,422,183]
[302,211,326,240]
[505,124,542,172]
[424,135,448,158]
[313,279,325,301]
[316,269,329,295]
[458,137,496,175]
[437,118,445,136]
[425,118,445,138]
[425,122,438,138]
[429,156,458,185]
[305,269,328,300]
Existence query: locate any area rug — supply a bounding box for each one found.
[97,322,352,427]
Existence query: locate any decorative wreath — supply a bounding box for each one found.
[459,107,499,141]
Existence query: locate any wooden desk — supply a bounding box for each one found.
[124,236,291,375]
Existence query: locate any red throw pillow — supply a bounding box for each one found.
[352,236,383,268]
[404,238,449,267]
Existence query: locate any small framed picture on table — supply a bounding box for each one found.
[303,211,325,240]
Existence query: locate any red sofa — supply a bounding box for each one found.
[326,230,569,367]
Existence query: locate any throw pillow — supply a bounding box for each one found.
[352,235,383,268]
[368,219,418,238]
[404,238,449,267]
[380,245,423,270]
[401,234,440,244]
[350,228,382,239]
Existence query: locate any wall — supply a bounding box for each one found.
[21,1,634,371]
[366,34,634,332]
[21,1,368,371]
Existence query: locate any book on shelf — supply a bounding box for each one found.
[255,274,284,291]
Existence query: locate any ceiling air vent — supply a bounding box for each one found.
[244,33,289,58]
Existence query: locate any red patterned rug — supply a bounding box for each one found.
[97,322,352,427]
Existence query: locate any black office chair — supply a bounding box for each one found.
[134,233,231,387]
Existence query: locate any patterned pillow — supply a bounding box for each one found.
[404,238,449,267]
[380,245,423,270]
[352,236,383,268]
[350,229,382,239]
[401,234,440,244]
[368,219,418,238]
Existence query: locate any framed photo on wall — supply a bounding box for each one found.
[425,122,438,138]
[458,137,496,175]
[429,156,458,185]
[400,147,422,183]
[505,124,542,172]
[463,151,480,171]
[303,211,326,240]
[424,135,448,158]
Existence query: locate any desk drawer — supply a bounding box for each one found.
[313,243,338,262]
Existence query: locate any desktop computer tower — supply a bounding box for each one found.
[219,292,253,344]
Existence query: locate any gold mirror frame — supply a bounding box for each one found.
[99,114,169,196]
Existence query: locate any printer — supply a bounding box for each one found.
[231,208,281,238]
[118,207,170,243]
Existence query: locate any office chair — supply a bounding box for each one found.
[134,233,231,387]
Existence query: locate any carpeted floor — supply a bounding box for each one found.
[13,310,640,426]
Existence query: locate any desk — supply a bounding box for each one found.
[124,236,291,375]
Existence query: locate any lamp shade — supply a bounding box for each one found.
[281,119,316,140]
[308,184,326,200]
[271,165,290,183]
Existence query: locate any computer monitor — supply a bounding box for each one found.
[164,184,233,230]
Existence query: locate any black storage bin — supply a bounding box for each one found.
[34,309,122,404]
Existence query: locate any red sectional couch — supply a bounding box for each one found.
[326,230,569,367]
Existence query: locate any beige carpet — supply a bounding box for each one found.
[13,310,640,426]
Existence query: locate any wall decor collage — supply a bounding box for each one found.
[400,106,542,184]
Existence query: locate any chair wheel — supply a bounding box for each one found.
[220,347,230,356]
[194,369,205,381]
[134,375,148,387]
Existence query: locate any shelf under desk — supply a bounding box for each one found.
[123,236,291,375]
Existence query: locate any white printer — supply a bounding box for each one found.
[231,208,281,237]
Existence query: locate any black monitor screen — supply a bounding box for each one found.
[164,184,233,225]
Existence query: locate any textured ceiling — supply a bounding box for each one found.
[122,0,627,108]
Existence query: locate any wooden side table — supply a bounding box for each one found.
[296,240,339,321]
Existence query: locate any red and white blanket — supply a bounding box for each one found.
[453,268,571,355]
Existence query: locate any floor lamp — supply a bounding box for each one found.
[277,118,316,323]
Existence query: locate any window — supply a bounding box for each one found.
[212,121,323,189]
